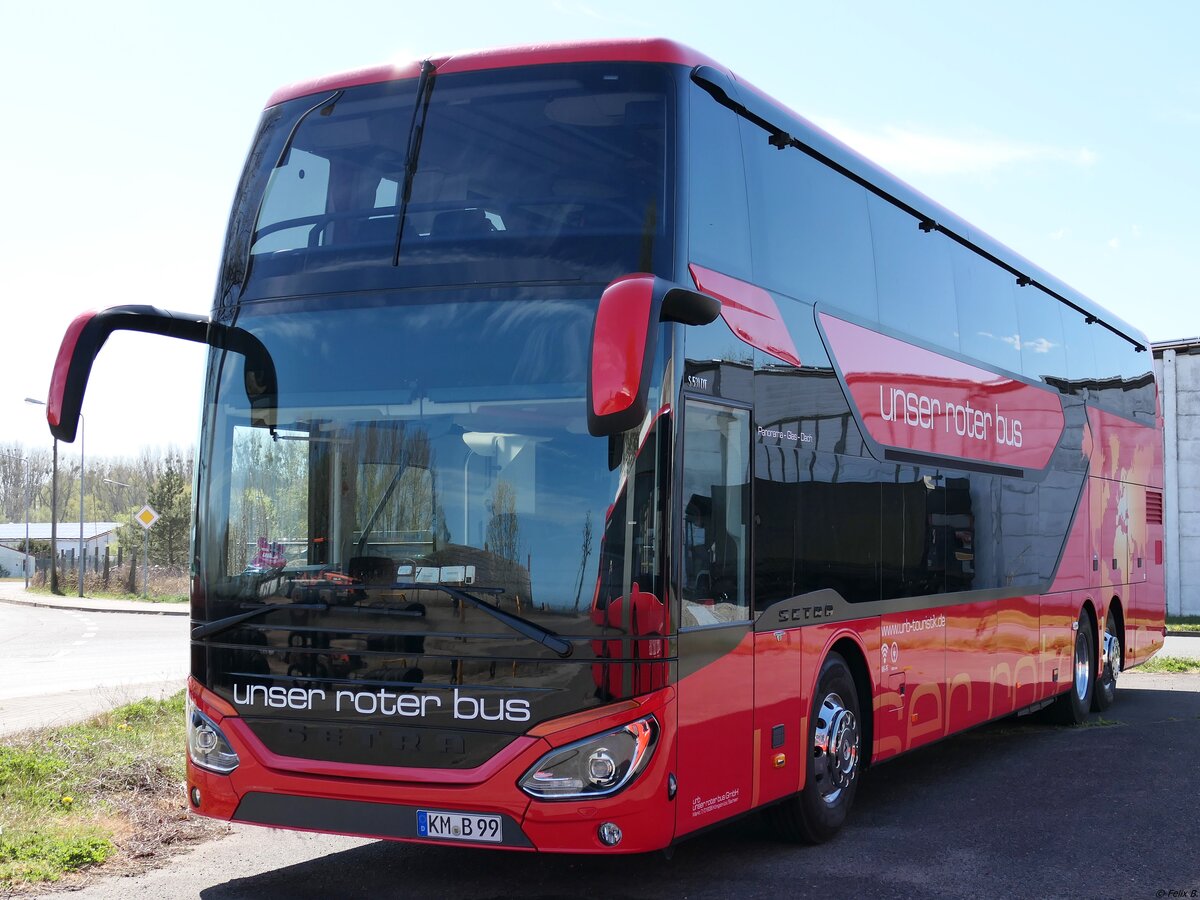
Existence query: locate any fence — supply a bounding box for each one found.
[28,548,188,598]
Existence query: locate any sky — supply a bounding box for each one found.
[3,1,1198,459]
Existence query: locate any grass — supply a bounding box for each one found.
[23,567,188,604]
[1137,655,1200,674]
[22,585,187,604]
[1167,615,1200,633]
[0,692,224,891]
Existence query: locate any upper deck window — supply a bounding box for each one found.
[223,63,675,300]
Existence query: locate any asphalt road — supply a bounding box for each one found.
[61,670,1200,900]
[0,597,188,734]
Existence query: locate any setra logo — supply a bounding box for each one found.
[777,603,835,623]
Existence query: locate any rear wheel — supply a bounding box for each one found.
[766,653,861,843]
[1092,609,1122,712]
[1052,612,1095,725]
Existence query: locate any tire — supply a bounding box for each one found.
[1092,608,1122,712]
[766,653,862,843]
[1052,612,1095,725]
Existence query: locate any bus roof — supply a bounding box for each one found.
[265,38,1148,352]
[265,37,720,107]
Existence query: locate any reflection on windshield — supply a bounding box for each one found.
[194,292,676,737]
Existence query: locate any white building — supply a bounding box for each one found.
[0,522,121,578]
[1154,338,1200,617]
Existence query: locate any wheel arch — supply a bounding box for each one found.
[1105,595,1127,669]
[1080,597,1100,651]
[828,636,873,770]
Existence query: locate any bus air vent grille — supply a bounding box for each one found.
[1147,490,1164,525]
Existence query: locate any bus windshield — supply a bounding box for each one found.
[194,289,672,759]
[223,62,674,300]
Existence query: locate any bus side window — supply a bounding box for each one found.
[1061,308,1098,395]
[868,195,958,351]
[952,245,1022,375]
[687,83,752,281]
[1015,286,1068,384]
[739,116,877,319]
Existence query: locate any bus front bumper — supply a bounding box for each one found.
[185,681,677,854]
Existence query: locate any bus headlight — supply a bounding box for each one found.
[186,696,240,774]
[519,716,657,800]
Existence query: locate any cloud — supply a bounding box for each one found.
[979,330,1023,351]
[814,119,1099,177]
[1108,237,1121,250]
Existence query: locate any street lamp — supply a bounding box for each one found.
[26,400,84,600]
[24,398,59,594]
[26,401,84,596]
[77,412,86,597]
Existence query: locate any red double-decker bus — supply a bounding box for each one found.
[45,38,1164,853]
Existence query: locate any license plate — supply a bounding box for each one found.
[417,809,503,843]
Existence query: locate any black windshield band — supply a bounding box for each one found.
[393,582,573,657]
[191,602,329,641]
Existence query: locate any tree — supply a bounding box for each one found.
[147,451,191,566]
[0,444,27,522]
[115,516,143,593]
[573,511,594,611]
[485,480,521,564]
[228,487,276,572]
[0,444,51,523]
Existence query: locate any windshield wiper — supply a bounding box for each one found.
[356,463,410,557]
[191,602,328,641]
[393,582,573,658]
[392,59,437,266]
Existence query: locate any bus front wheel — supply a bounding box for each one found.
[767,652,861,843]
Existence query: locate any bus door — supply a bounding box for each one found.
[674,398,754,837]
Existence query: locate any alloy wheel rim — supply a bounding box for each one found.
[1074,630,1090,701]
[813,691,859,805]
[1104,629,1121,687]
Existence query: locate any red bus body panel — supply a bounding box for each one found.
[172,39,1165,854]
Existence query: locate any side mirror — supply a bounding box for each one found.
[45,305,277,443]
[587,275,720,437]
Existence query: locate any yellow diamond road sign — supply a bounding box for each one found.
[135,505,160,530]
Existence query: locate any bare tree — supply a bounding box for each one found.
[0,444,51,523]
[485,480,521,564]
[573,511,594,611]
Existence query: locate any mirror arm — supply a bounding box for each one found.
[659,285,721,326]
[45,305,276,443]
